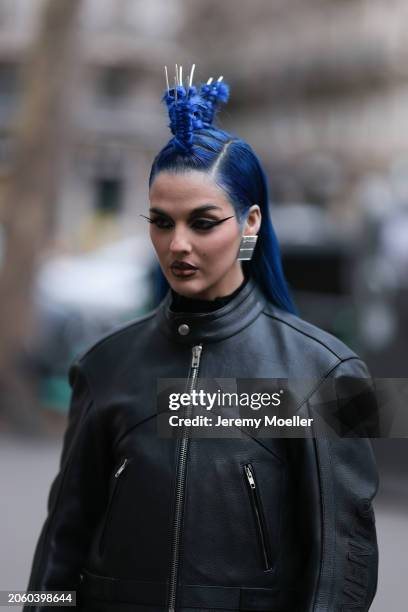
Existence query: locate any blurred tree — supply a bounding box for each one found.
[0,0,82,432]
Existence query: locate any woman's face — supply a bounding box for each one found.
[148,170,259,300]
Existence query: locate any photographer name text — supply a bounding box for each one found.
[168,414,313,428]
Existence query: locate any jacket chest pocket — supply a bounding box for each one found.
[243,463,273,571]
[99,458,130,555]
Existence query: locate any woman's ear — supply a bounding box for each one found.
[243,205,262,235]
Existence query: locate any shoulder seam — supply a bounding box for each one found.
[76,309,157,365]
[298,356,364,413]
[262,308,351,360]
[322,356,362,379]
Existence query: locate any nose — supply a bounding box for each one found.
[169,225,192,255]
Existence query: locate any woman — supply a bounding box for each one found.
[25,69,378,612]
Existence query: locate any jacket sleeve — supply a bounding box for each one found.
[292,358,379,612]
[24,361,109,612]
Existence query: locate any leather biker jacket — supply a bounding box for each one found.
[25,278,379,612]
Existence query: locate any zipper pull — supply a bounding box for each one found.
[114,458,128,478]
[191,344,202,368]
[244,464,256,489]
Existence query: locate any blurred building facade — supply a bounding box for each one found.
[0,0,185,250]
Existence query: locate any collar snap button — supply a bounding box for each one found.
[178,323,190,336]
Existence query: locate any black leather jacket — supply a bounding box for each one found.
[25,278,378,612]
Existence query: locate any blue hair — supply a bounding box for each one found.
[148,80,296,314]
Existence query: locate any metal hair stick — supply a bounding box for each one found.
[164,66,169,93]
[189,63,196,88]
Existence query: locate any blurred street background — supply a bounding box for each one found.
[0,0,407,609]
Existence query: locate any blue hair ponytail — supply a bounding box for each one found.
[149,74,296,314]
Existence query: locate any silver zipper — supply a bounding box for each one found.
[244,464,256,488]
[244,463,272,571]
[114,458,128,478]
[168,344,203,612]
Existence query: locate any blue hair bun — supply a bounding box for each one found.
[199,80,230,126]
[162,72,230,154]
[163,85,206,153]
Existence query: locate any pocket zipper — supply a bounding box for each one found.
[99,458,129,554]
[244,463,272,571]
[115,458,128,478]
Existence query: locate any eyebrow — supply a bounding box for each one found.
[149,204,223,218]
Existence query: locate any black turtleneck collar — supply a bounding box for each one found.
[157,276,265,345]
[170,274,249,313]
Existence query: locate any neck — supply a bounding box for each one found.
[191,265,245,301]
[170,273,248,313]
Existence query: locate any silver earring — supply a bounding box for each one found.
[237,235,258,260]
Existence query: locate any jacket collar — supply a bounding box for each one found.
[156,277,266,345]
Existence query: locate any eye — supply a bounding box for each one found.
[154,217,174,229]
[147,216,174,229]
[191,218,221,231]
